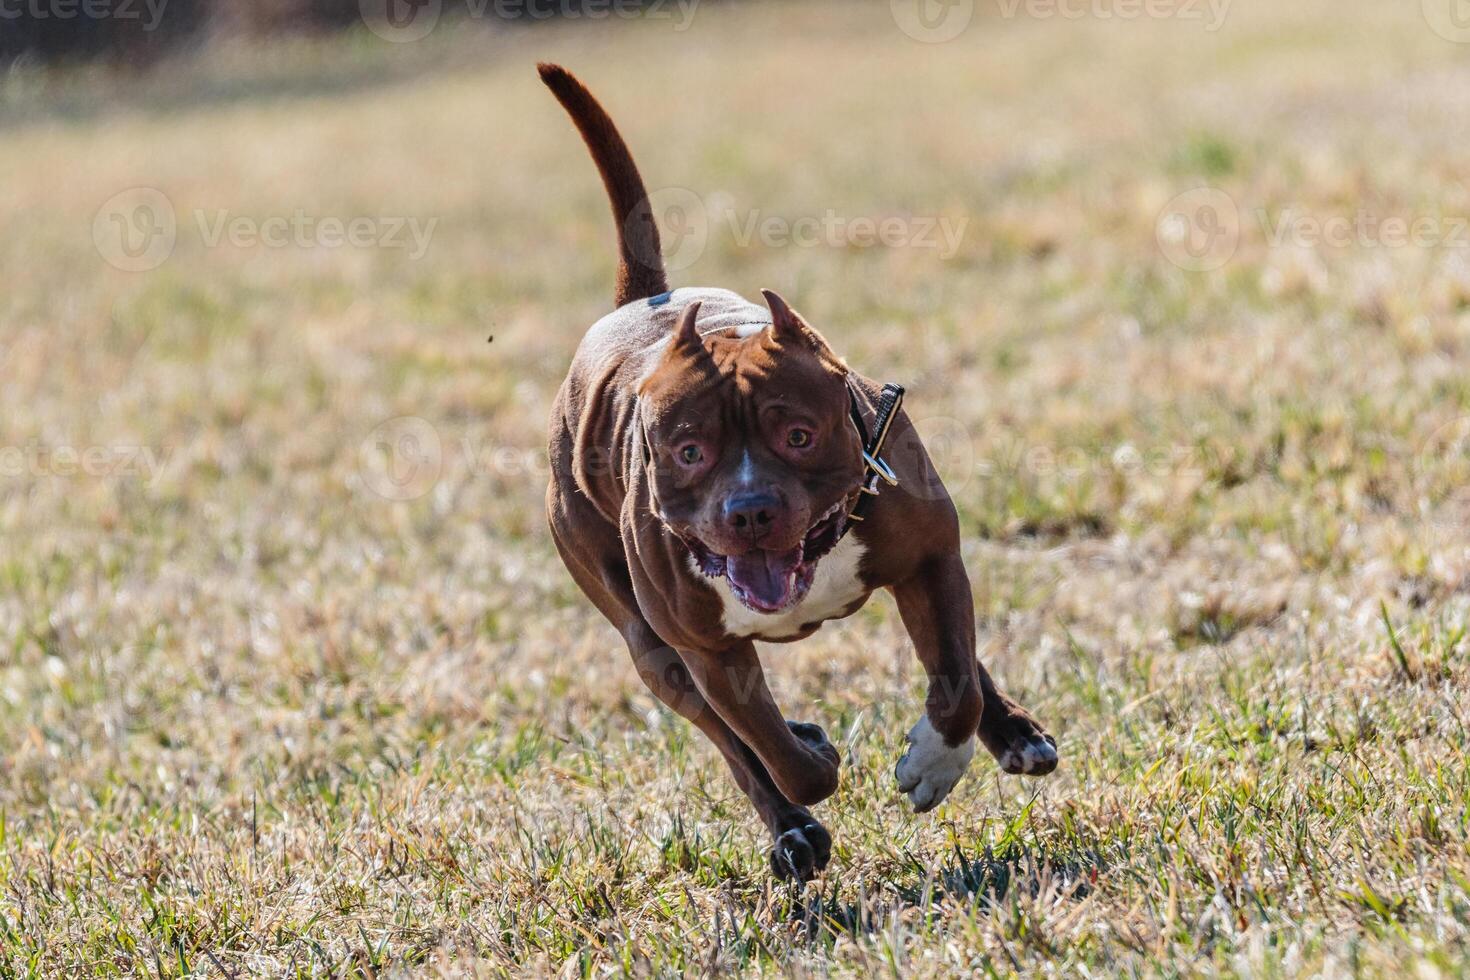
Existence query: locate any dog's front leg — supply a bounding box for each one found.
[681,641,842,810]
[628,633,832,880]
[890,552,1058,812]
[889,552,983,811]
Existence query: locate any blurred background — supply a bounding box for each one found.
[1,0,706,68]
[2,0,1469,974]
[1,0,585,63]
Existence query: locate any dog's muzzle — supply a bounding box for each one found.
[684,500,849,613]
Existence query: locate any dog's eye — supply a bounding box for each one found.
[678,444,703,465]
[787,429,812,449]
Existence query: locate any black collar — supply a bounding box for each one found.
[841,380,904,535]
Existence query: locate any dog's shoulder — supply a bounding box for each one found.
[572,287,770,380]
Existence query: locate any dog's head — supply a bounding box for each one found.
[639,291,865,614]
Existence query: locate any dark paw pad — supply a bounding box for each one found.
[787,721,839,766]
[999,733,1059,776]
[769,823,832,882]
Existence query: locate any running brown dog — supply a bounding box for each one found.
[540,64,1058,881]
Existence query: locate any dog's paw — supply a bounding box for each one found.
[787,720,840,769]
[997,733,1059,776]
[894,717,975,813]
[769,822,832,882]
[978,702,1060,777]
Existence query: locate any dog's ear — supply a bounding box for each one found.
[761,288,804,343]
[760,289,845,373]
[669,300,705,356]
[648,301,715,382]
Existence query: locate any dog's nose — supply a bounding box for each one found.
[723,491,782,536]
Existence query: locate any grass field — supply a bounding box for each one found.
[2,0,1470,974]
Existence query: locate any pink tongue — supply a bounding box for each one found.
[726,548,802,609]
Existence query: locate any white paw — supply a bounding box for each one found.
[999,736,1059,775]
[894,717,975,812]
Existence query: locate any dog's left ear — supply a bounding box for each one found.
[760,289,846,374]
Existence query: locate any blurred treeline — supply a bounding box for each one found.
[1,0,682,67]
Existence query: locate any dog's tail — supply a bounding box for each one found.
[538,63,669,308]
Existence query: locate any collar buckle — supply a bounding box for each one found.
[843,382,905,528]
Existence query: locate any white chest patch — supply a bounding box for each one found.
[701,535,869,641]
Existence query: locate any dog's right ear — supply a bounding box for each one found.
[645,302,715,387]
[761,289,846,375]
[669,301,704,358]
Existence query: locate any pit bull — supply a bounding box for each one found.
[539,64,1058,881]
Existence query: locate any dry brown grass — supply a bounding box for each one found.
[1,0,1468,974]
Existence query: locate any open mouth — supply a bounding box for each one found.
[685,501,848,614]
